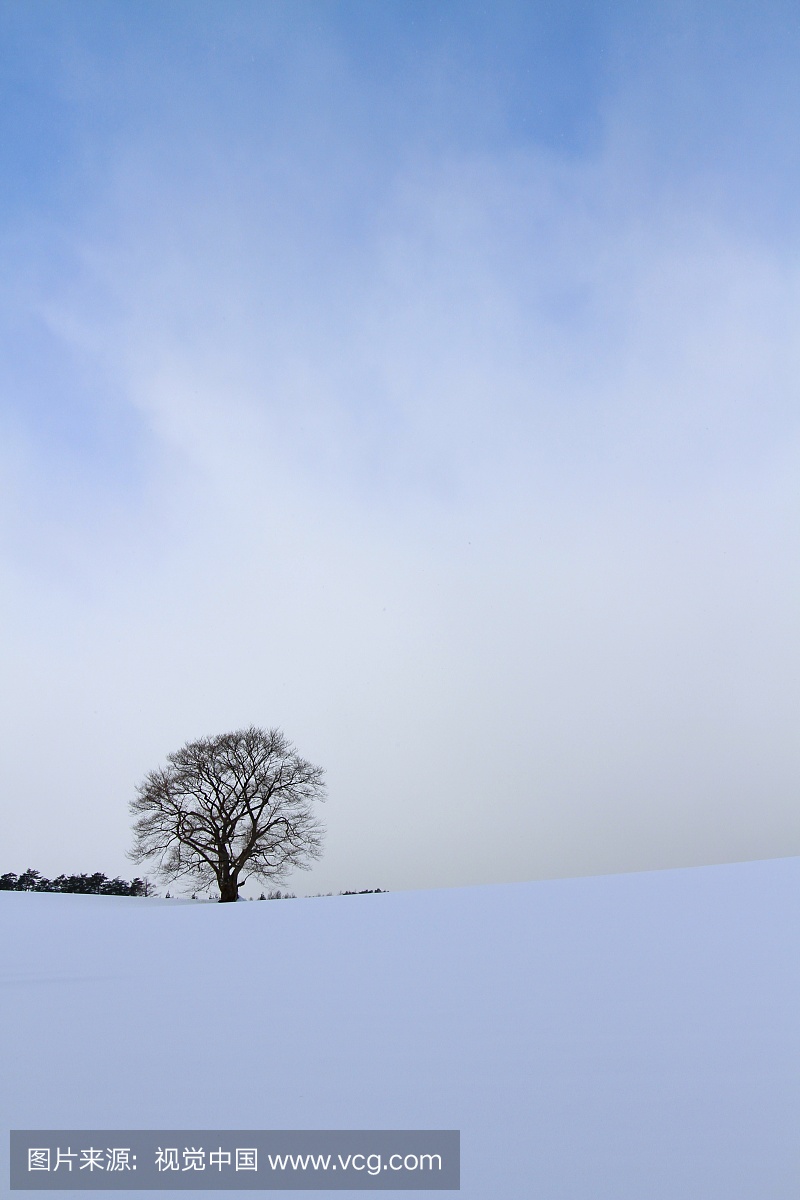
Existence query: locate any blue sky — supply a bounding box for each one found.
[2,2,800,892]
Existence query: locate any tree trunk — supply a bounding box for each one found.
[218,877,239,903]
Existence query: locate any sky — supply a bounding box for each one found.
[2,1,800,895]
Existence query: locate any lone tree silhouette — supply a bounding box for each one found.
[129,727,325,902]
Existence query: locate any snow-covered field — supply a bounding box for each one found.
[2,857,799,1198]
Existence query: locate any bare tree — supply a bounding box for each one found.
[129,727,325,902]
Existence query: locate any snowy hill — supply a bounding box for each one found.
[2,858,799,1198]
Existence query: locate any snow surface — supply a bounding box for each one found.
[2,857,800,1198]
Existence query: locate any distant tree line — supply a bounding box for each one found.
[0,871,384,899]
[0,869,153,896]
[300,888,388,899]
[339,888,386,895]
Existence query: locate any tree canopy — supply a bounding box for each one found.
[129,726,325,902]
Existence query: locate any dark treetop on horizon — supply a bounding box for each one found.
[0,870,151,895]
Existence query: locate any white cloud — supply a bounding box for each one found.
[3,75,800,892]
